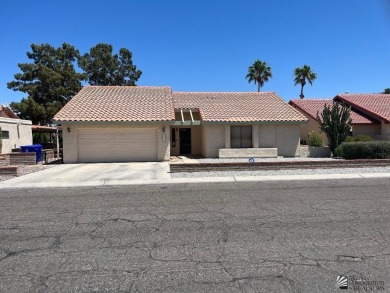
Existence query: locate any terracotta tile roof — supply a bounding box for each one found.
[54,86,175,122]
[0,105,19,119]
[173,92,307,122]
[335,94,390,123]
[289,99,376,124]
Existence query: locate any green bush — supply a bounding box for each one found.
[345,135,374,142]
[335,141,390,159]
[307,131,323,147]
[345,136,354,142]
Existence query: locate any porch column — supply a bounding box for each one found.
[252,125,259,148]
[225,125,231,148]
[56,128,60,160]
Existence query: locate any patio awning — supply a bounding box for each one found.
[32,125,61,133]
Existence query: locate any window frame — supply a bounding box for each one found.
[230,126,252,148]
[1,130,10,139]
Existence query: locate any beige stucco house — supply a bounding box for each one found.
[0,105,32,154]
[289,95,385,144]
[54,86,308,163]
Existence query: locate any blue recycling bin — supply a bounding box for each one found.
[20,144,43,163]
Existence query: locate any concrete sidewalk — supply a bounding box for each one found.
[0,162,389,189]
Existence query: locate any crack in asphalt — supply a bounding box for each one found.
[0,180,389,292]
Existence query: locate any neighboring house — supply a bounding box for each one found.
[54,86,308,163]
[334,94,390,140]
[289,99,378,145]
[0,105,33,154]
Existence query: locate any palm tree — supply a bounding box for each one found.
[246,60,272,92]
[294,65,317,99]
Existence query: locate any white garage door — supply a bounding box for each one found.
[78,128,157,162]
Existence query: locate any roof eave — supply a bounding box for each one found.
[53,119,176,125]
[202,120,308,125]
[335,95,390,123]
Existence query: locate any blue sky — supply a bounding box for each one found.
[1,0,389,106]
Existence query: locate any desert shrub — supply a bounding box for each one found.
[317,102,351,154]
[335,141,390,160]
[307,131,323,147]
[345,135,374,142]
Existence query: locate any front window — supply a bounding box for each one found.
[231,126,252,148]
[1,130,9,139]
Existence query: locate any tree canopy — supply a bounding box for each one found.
[293,65,317,99]
[245,60,272,92]
[7,43,84,125]
[78,43,142,86]
[8,43,143,125]
[383,88,390,94]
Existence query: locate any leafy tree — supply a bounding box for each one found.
[293,65,317,99]
[7,43,84,125]
[78,43,142,86]
[382,88,390,94]
[317,102,352,155]
[245,60,272,92]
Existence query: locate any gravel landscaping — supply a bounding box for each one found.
[0,165,56,182]
[197,157,339,163]
[171,166,390,178]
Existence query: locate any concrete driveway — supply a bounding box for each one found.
[0,162,171,188]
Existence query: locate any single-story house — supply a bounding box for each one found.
[334,94,390,140]
[289,98,379,144]
[54,86,308,163]
[0,105,32,154]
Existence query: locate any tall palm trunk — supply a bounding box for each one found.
[300,79,306,99]
[257,83,260,92]
[300,85,304,99]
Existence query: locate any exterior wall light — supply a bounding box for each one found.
[67,127,71,133]
[162,126,166,142]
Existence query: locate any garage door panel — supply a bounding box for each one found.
[78,128,157,162]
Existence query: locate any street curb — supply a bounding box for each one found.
[170,159,390,173]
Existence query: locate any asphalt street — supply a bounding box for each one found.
[0,179,389,292]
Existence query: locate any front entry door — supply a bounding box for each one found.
[179,128,191,155]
